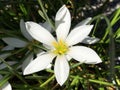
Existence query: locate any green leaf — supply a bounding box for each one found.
[0,74,12,87]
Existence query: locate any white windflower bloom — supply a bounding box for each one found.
[23,5,102,86]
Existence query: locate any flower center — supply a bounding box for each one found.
[52,39,69,55]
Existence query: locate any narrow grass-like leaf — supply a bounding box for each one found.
[0,74,12,87]
[0,57,28,85]
[19,4,27,16]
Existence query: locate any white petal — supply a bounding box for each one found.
[2,37,27,48]
[66,25,93,46]
[22,51,52,72]
[23,53,56,75]
[25,21,56,46]
[66,55,72,61]
[20,19,33,41]
[39,21,52,33]
[54,55,69,86]
[0,54,9,60]
[118,56,120,60]
[0,46,14,59]
[46,63,52,69]
[37,51,46,56]
[67,46,102,64]
[82,36,100,44]
[1,82,12,90]
[22,53,33,72]
[43,44,53,50]
[2,45,14,51]
[0,75,12,90]
[55,5,71,40]
[37,51,52,69]
[75,17,92,27]
[0,61,17,69]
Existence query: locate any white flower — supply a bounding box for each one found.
[23,5,102,86]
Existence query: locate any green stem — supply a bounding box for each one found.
[91,17,100,37]
[38,0,55,30]
[100,15,112,42]
[40,75,55,87]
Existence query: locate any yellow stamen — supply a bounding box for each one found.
[52,39,69,55]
